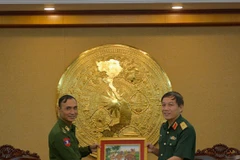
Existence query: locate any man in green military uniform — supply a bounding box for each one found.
[48,95,99,160]
[147,91,196,160]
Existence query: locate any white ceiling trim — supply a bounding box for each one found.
[0,0,240,4]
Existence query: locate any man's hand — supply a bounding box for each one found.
[147,143,155,153]
[89,144,100,153]
[146,143,159,157]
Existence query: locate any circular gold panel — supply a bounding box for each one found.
[57,44,172,146]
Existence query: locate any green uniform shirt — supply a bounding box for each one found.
[48,119,91,160]
[158,115,196,160]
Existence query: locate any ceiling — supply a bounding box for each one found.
[0,0,240,11]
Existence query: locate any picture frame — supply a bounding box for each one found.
[97,137,147,160]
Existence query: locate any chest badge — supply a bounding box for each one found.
[170,136,177,140]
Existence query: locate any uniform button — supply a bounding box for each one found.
[164,143,166,145]
[167,131,169,134]
[161,154,163,156]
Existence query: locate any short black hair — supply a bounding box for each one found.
[161,91,184,106]
[58,95,76,108]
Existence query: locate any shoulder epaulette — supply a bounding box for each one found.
[180,122,188,130]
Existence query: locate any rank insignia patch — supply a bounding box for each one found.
[65,126,70,131]
[172,122,178,130]
[180,122,188,130]
[62,128,66,133]
[63,137,71,147]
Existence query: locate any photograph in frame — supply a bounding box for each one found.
[98,137,147,160]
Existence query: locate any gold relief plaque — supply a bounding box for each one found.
[57,44,172,147]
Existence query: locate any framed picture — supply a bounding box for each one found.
[97,137,147,160]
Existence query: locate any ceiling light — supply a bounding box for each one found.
[172,5,183,10]
[44,7,55,11]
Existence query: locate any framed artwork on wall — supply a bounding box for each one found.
[98,137,147,160]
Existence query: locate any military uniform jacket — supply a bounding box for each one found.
[158,115,196,160]
[48,119,91,160]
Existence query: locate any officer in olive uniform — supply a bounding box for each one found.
[147,91,196,160]
[48,95,99,160]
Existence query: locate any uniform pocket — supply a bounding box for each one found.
[168,139,177,147]
[166,137,177,153]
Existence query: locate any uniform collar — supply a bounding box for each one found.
[58,118,76,132]
[163,114,183,130]
[174,114,183,125]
